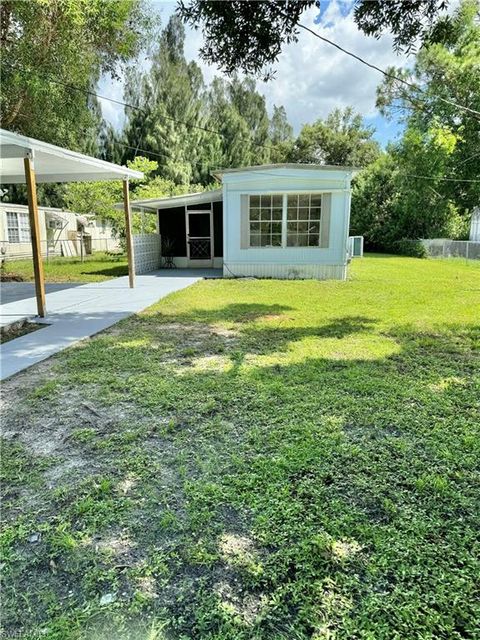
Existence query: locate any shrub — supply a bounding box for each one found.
[389,238,427,258]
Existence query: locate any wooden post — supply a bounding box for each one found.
[24,155,46,317]
[123,178,135,288]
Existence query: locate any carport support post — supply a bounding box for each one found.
[24,153,46,317]
[123,178,135,288]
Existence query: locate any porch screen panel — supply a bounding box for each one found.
[158,207,187,257]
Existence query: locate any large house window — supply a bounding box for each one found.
[6,211,30,243]
[249,195,283,247]
[287,194,322,247]
[248,193,323,248]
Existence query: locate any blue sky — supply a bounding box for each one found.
[99,0,409,147]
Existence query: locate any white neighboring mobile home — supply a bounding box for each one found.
[130,164,358,280]
[0,203,120,260]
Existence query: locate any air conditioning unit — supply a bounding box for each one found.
[47,218,63,229]
[348,236,364,258]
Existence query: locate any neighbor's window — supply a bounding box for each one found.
[6,211,30,243]
[249,195,283,247]
[287,194,322,247]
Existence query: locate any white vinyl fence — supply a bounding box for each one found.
[133,233,161,274]
[422,239,480,260]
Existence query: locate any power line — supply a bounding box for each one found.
[404,173,480,183]
[3,61,278,154]
[113,141,218,170]
[297,22,480,121]
[4,63,479,184]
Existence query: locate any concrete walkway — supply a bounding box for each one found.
[0,282,83,306]
[0,269,222,380]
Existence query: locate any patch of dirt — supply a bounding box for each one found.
[0,321,45,344]
[219,533,256,563]
[0,273,25,282]
[214,579,267,625]
[1,357,151,490]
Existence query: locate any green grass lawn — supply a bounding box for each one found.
[1,255,479,639]
[3,252,128,282]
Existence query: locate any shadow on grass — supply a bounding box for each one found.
[148,302,295,324]
[2,304,479,639]
[80,265,129,278]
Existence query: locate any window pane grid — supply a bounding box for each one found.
[249,195,283,247]
[286,194,322,247]
[249,194,322,248]
[7,212,30,243]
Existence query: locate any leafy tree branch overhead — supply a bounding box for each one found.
[177,0,453,78]
[1,0,478,257]
[0,0,156,151]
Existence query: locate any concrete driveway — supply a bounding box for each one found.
[0,269,222,380]
[1,282,83,305]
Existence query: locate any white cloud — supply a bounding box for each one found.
[257,2,410,133]
[100,0,411,136]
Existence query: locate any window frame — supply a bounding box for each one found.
[6,211,30,244]
[248,194,283,248]
[248,192,326,249]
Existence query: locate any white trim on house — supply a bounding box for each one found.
[130,189,223,211]
[127,164,356,280]
[212,163,359,179]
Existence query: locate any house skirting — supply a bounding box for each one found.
[223,262,347,280]
[169,257,224,269]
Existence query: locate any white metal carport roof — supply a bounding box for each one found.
[0,128,143,317]
[0,128,143,183]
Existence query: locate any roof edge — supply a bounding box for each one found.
[127,188,223,210]
[211,163,360,179]
[0,128,143,181]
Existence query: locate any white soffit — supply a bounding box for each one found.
[129,188,223,211]
[0,128,143,184]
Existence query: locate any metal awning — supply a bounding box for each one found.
[0,128,143,184]
[0,128,141,317]
[127,188,223,211]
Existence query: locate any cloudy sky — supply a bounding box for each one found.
[100,0,414,146]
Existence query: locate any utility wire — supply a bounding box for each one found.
[404,173,480,183]
[3,61,278,154]
[4,63,480,184]
[297,22,480,121]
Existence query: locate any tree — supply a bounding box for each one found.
[268,105,295,163]
[376,0,480,214]
[121,14,211,184]
[177,0,453,78]
[353,0,452,54]
[205,76,272,169]
[269,105,294,145]
[120,16,279,183]
[350,153,400,247]
[63,157,204,238]
[350,1,479,252]
[1,0,154,151]
[289,107,380,167]
[351,124,467,250]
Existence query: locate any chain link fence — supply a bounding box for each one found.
[421,239,480,260]
[0,237,122,262]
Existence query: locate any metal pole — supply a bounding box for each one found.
[123,178,135,288]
